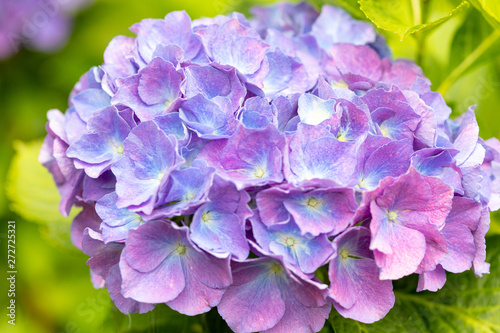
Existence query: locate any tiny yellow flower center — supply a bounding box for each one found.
[358,178,369,189]
[331,80,348,89]
[339,248,349,260]
[285,237,296,247]
[337,133,347,142]
[116,145,124,155]
[184,192,194,201]
[157,172,164,181]
[387,211,398,222]
[254,167,265,178]
[201,212,211,223]
[269,262,283,274]
[380,123,390,137]
[177,244,187,255]
[307,197,319,208]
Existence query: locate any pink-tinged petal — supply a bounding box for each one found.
[82,228,123,279]
[71,203,101,250]
[381,59,430,91]
[287,123,357,185]
[452,107,480,165]
[370,201,426,280]
[166,239,232,315]
[262,277,331,333]
[71,89,111,122]
[329,227,394,323]
[256,186,292,226]
[191,204,249,260]
[112,157,161,213]
[440,222,475,273]
[251,2,319,36]
[328,44,382,82]
[132,12,202,64]
[138,57,183,106]
[376,167,453,228]
[331,259,394,323]
[113,121,184,213]
[218,259,286,332]
[166,265,226,315]
[106,265,155,314]
[401,211,448,273]
[417,265,446,292]
[210,19,269,75]
[357,138,413,190]
[403,90,437,148]
[283,188,357,236]
[197,124,285,190]
[112,74,177,122]
[420,174,454,227]
[102,36,136,81]
[473,208,490,277]
[123,221,178,273]
[91,270,106,289]
[120,221,231,310]
[119,252,185,303]
[185,65,246,111]
[311,5,375,49]
[218,256,329,333]
[251,215,333,274]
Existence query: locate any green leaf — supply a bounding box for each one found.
[489,211,500,236]
[469,0,500,29]
[359,0,470,40]
[113,306,230,333]
[5,140,81,247]
[329,235,500,332]
[438,29,500,96]
[449,8,496,71]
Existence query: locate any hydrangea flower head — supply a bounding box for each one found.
[0,0,92,59]
[41,2,499,332]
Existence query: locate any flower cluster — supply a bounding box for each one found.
[40,2,499,332]
[0,0,92,59]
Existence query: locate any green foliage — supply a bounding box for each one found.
[449,8,495,71]
[112,306,233,333]
[327,236,500,333]
[469,0,500,29]
[358,0,469,40]
[5,140,81,248]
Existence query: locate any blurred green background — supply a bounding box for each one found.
[0,0,499,332]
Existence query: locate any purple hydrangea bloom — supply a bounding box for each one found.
[256,182,357,236]
[66,106,132,178]
[366,167,453,280]
[251,212,334,273]
[112,120,184,214]
[0,0,92,59]
[190,175,251,260]
[40,2,498,330]
[217,247,331,333]
[328,227,394,323]
[120,221,232,315]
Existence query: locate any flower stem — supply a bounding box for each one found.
[411,0,422,26]
[412,0,424,66]
[438,29,500,95]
